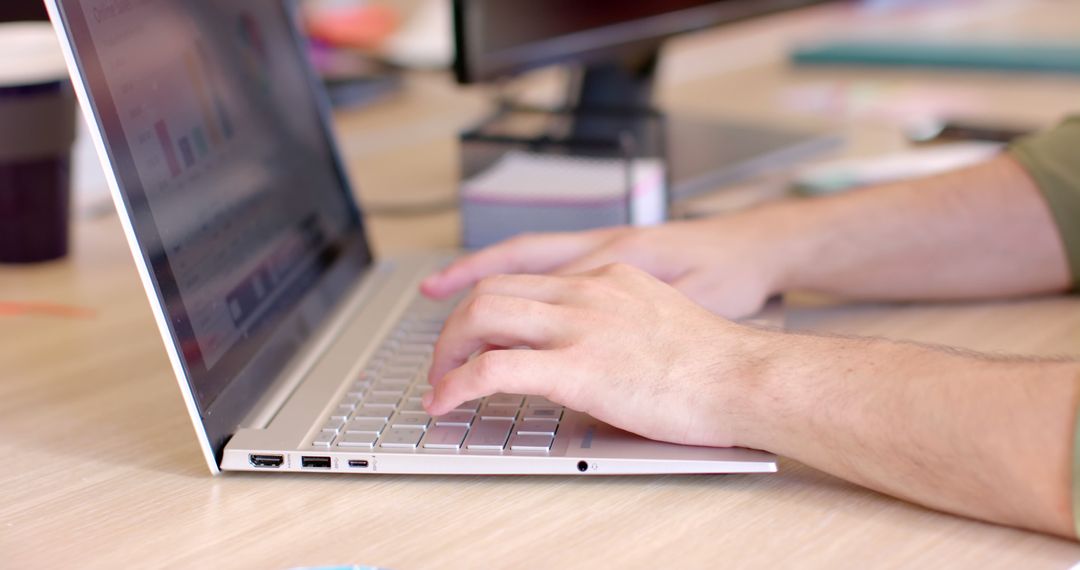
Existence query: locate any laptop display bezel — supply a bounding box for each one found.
[47,0,374,468]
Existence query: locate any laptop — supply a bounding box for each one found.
[45,0,777,476]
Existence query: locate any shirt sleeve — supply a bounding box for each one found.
[1009,116,1080,287]
[1010,118,1080,537]
[1074,403,1080,538]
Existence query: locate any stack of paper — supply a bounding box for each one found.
[460,150,666,249]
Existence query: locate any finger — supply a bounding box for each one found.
[420,229,621,298]
[552,248,628,277]
[470,273,575,305]
[427,294,567,385]
[423,349,559,416]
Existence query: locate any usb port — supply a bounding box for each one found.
[301,456,332,469]
[249,454,284,468]
[347,459,369,468]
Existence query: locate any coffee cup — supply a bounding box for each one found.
[0,22,77,263]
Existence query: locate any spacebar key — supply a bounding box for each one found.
[464,420,513,450]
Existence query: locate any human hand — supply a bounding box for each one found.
[421,212,800,320]
[422,263,772,448]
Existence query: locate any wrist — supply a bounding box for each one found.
[725,327,869,454]
[705,322,809,450]
[744,198,841,296]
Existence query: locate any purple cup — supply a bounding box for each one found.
[0,22,77,264]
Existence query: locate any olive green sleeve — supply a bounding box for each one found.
[1011,118,1080,538]
[1073,398,1080,538]
[1009,116,1080,287]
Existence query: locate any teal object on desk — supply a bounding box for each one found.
[792,40,1080,74]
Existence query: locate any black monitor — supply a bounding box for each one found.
[1,0,49,22]
[454,0,832,108]
[452,0,842,201]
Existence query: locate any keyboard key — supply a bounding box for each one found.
[402,332,439,344]
[404,322,443,335]
[321,419,346,432]
[399,399,427,413]
[389,354,428,367]
[391,412,431,429]
[329,406,353,421]
[485,394,525,407]
[478,405,519,420]
[339,395,362,408]
[338,433,378,448]
[379,428,424,449]
[434,411,475,426]
[365,393,402,408]
[525,395,557,407]
[421,425,469,449]
[311,432,336,447]
[353,406,393,420]
[465,420,513,450]
[345,419,387,434]
[521,407,563,422]
[515,420,558,435]
[508,433,554,451]
[399,399,427,412]
[407,385,432,397]
[383,365,421,378]
[370,384,408,397]
[397,344,433,356]
[345,385,368,398]
[454,399,483,412]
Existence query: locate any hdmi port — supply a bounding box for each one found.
[249,454,284,468]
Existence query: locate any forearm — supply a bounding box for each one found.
[737,330,1080,536]
[755,154,1071,300]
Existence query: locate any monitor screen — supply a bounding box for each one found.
[455,0,830,82]
[53,0,371,451]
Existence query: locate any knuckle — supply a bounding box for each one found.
[471,351,505,385]
[576,276,608,296]
[544,370,577,404]
[464,293,501,319]
[472,274,506,294]
[598,262,634,277]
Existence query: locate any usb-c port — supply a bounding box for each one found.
[249,454,284,468]
[347,459,369,468]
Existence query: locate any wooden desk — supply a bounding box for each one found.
[5,2,1080,567]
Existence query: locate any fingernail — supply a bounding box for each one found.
[421,391,434,409]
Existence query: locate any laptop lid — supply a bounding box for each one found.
[47,0,373,469]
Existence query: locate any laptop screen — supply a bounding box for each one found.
[54,0,372,455]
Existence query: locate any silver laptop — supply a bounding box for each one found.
[46,0,777,476]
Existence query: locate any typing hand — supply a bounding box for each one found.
[420,215,792,320]
[422,263,770,448]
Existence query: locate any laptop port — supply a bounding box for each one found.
[249,454,284,468]
[577,460,589,472]
[347,459,369,468]
[301,456,332,469]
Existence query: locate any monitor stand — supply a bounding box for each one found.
[566,60,843,202]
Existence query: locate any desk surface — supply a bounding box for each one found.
[6,2,1080,568]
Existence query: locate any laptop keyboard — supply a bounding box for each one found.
[310,296,563,453]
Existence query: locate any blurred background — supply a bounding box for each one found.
[6,0,1080,242]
